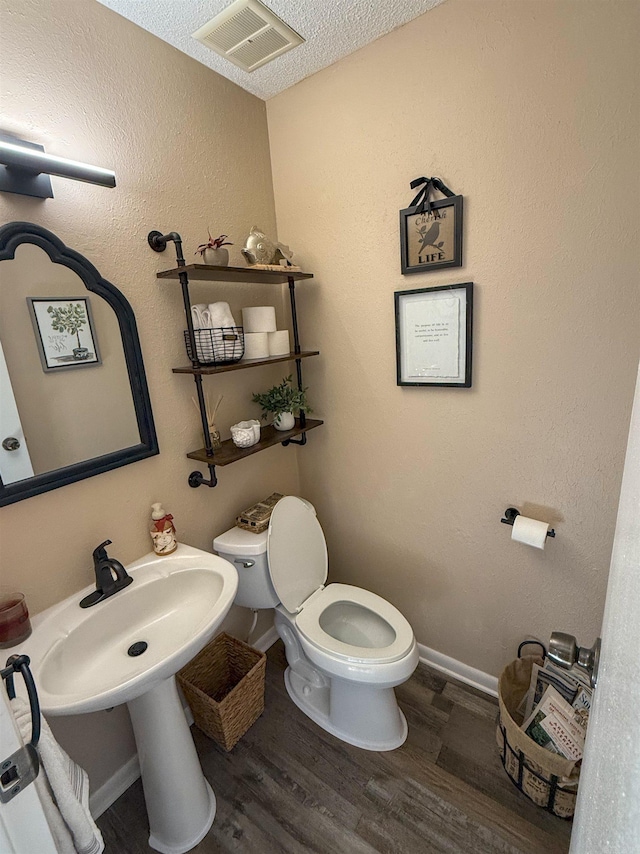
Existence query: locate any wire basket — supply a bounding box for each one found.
[178,633,266,751]
[184,327,244,366]
[496,655,580,818]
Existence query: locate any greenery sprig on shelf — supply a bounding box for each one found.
[252,376,312,421]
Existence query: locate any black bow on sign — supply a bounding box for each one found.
[409,176,455,214]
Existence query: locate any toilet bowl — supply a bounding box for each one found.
[213,496,419,750]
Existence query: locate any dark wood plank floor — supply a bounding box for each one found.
[98,642,573,853]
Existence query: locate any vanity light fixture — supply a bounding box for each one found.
[0,134,116,199]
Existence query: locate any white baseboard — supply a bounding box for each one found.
[252,624,279,652]
[417,643,498,698]
[89,753,140,819]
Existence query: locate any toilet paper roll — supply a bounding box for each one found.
[242,332,269,360]
[268,330,290,356]
[511,515,549,550]
[242,306,277,333]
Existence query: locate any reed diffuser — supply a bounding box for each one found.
[192,393,223,449]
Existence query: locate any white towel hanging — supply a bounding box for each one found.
[11,697,104,854]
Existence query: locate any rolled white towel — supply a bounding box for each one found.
[11,696,104,854]
[191,305,209,329]
[207,302,236,328]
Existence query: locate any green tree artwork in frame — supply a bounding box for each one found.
[27,296,102,372]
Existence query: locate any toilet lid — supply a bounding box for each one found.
[267,496,328,612]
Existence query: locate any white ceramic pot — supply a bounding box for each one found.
[201,247,229,266]
[230,420,261,448]
[273,411,295,431]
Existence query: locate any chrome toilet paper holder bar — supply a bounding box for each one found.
[500,507,555,538]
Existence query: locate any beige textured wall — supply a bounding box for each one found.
[0,0,299,789]
[267,0,640,676]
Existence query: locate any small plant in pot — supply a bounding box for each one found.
[252,375,312,431]
[195,230,233,266]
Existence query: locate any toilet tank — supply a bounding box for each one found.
[213,525,279,609]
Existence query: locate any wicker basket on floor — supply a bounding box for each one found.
[178,632,266,751]
[496,655,580,819]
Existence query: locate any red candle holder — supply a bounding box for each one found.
[0,593,32,648]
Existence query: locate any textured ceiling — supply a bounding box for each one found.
[96,0,445,100]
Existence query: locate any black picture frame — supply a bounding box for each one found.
[395,283,473,387]
[400,195,463,274]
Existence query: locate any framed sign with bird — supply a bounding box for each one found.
[400,177,463,274]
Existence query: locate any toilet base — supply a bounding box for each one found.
[284,667,408,751]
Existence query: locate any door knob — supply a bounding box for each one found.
[548,632,601,688]
[2,437,20,451]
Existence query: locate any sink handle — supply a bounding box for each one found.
[92,540,112,564]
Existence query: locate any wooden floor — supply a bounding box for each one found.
[97,642,573,853]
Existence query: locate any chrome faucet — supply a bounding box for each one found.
[79,540,133,608]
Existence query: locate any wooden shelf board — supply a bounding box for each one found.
[172,350,319,375]
[187,419,323,467]
[157,264,314,284]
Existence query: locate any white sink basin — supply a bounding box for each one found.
[19,543,239,854]
[25,543,238,716]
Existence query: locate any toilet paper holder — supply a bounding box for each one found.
[500,507,556,538]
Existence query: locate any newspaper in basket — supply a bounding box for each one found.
[184,327,244,365]
[496,655,580,818]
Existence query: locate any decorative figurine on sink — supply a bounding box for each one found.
[241,226,300,271]
[150,503,178,555]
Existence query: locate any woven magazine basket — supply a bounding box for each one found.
[496,655,580,819]
[178,632,266,751]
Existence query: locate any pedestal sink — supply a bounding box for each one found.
[19,544,238,854]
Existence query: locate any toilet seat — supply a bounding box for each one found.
[267,497,416,668]
[295,583,415,664]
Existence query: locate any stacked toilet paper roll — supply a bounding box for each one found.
[242,306,276,333]
[243,332,269,359]
[241,307,291,359]
[268,330,290,356]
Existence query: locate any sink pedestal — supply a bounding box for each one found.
[127,676,216,854]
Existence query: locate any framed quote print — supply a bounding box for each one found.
[395,283,473,387]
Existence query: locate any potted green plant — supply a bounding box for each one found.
[252,375,312,431]
[195,231,233,266]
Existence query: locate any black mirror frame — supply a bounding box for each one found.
[0,221,158,506]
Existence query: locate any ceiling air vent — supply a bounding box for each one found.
[192,0,304,73]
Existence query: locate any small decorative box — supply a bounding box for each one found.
[235,492,284,534]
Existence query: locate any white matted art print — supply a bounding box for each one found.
[27,297,101,372]
[395,283,473,387]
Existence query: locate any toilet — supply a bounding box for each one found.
[213,496,419,751]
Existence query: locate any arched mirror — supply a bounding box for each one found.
[0,221,158,505]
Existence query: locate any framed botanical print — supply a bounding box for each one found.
[27,296,101,372]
